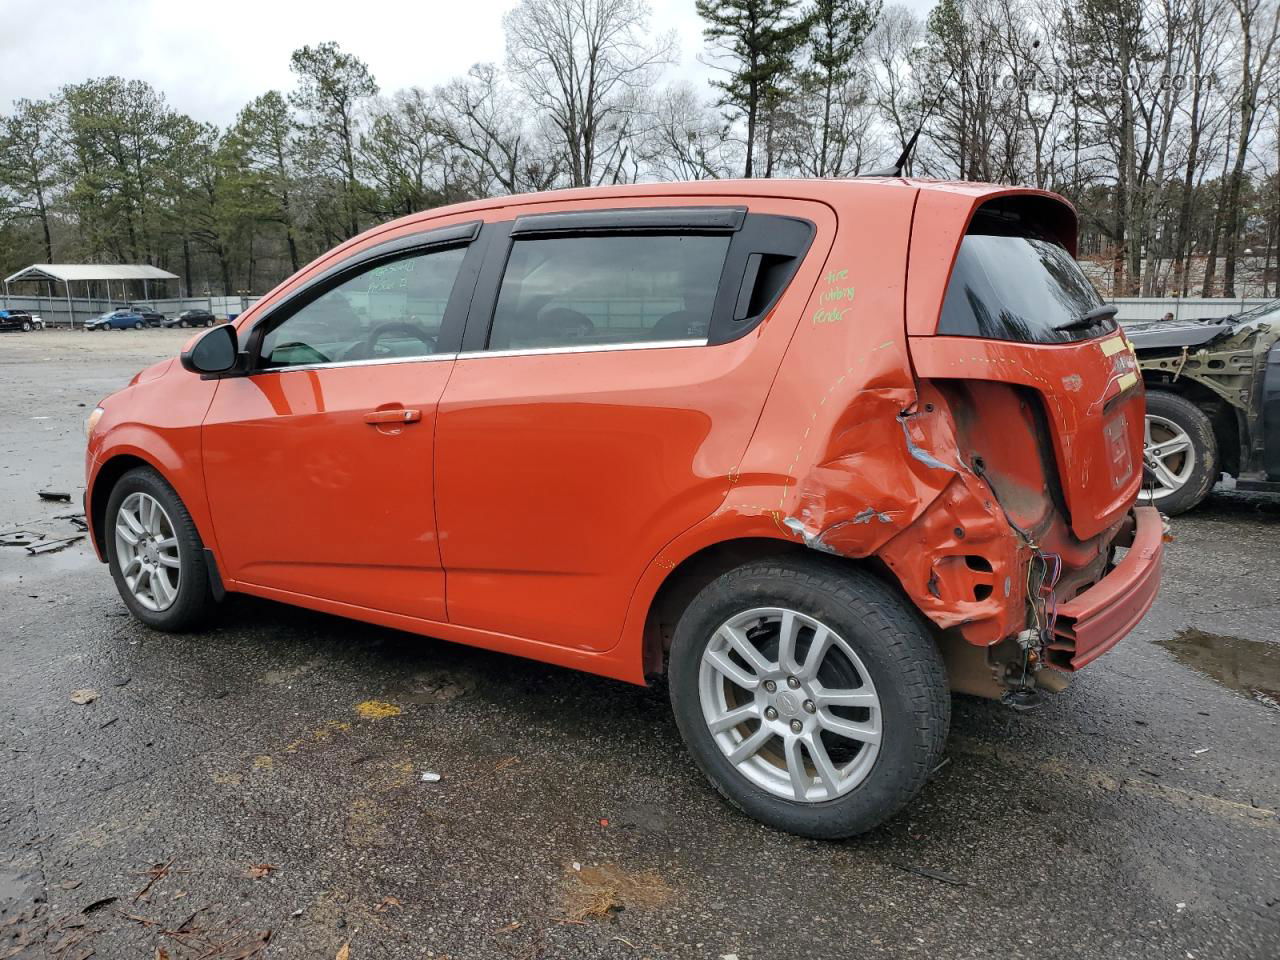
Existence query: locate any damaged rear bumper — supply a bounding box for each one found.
[1047,505,1164,670]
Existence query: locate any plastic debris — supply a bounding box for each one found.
[37,490,72,502]
[420,771,442,783]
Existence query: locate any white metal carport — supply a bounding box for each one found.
[3,263,180,327]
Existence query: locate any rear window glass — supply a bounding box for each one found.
[938,233,1112,344]
[487,234,731,351]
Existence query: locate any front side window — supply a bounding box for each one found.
[938,232,1112,344]
[260,245,467,368]
[487,233,731,351]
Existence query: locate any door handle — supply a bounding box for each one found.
[364,408,421,425]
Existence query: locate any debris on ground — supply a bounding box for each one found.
[372,896,402,912]
[37,490,72,502]
[420,771,441,783]
[133,860,177,901]
[0,530,42,546]
[70,688,100,705]
[244,864,276,879]
[896,863,969,887]
[2,513,89,555]
[563,863,674,921]
[353,700,402,719]
[26,534,84,555]
[335,943,350,960]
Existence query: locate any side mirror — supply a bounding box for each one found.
[180,323,239,375]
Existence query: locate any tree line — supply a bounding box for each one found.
[2,0,1279,300]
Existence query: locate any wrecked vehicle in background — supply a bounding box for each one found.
[1128,301,1280,514]
[84,179,1162,839]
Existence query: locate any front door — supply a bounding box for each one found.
[202,236,474,621]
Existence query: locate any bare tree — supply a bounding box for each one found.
[1221,0,1280,295]
[505,0,672,187]
[436,64,563,195]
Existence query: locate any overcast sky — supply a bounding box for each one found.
[2,0,938,127]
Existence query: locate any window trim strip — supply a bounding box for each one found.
[246,337,709,375]
[509,206,746,237]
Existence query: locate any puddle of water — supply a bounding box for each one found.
[0,864,41,904]
[1156,629,1280,710]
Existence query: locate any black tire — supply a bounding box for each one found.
[21,320,31,332]
[178,319,187,328]
[668,556,949,839]
[1141,390,1218,515]
[105,466,215,631]
[206,319,214,327]
[133,320,144,330]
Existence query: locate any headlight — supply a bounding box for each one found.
[85,406,105,437]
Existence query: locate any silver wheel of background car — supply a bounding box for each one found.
[114,492,181,612]
[1141,413,1196,501]
[698,607,882,803]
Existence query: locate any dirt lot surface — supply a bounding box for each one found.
[2,329,1278,959]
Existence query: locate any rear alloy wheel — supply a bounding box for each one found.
[133,320,144,330]
[106,466,215,630]
[669,557,949,839]
[1140,390,1218,515]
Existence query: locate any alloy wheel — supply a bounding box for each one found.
[1140,413,1196,500]
[114,492,181,611]
[697,607,882,803]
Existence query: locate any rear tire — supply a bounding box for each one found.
[105,466,215,631]
[21,320,31,332]
[1141,390,1218,515]
[668,556,949,839]
[133,320,144,330]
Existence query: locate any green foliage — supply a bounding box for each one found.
[695,0,810,175]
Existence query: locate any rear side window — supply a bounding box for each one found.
[487,234,731,351]
[938,232,1112,344]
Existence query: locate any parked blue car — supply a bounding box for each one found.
[86,309,151,331]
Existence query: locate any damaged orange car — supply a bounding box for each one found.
[85,179,1162,838]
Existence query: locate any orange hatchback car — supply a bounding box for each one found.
[85,179,1162,838]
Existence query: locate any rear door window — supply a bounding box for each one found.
[938,232,1112,343]
[486,234,731,351]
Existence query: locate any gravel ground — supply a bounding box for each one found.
[2,329,1278,960]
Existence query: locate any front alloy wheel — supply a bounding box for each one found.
[1142,414,1196,499]
[114,491,181,611]
[1138,390,1218,515]
[699,608,881,802]
[106,466,215,630]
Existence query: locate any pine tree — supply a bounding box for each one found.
[695,0,809,177]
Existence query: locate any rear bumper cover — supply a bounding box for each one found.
[1048,505,1163,670]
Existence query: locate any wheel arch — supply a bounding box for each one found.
[639,535,913,679]
[88,446,217,567]
[1141,376,1240,478]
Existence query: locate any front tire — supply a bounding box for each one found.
[21,320,31,332]
[106,466,214,630]
[668,557,949,839]
[1140,390,1218,515]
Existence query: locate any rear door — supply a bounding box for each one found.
[201,221,483,620]
[434,198,833,651]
